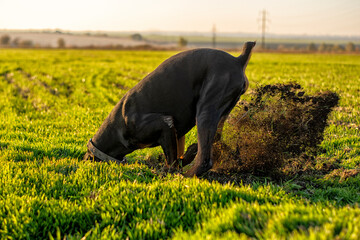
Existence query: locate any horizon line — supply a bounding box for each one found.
[1,28,360,39]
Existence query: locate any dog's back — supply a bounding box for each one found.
[121,48,249,137]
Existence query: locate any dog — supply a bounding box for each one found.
[84,41,256,177]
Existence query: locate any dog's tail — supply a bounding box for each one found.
[238,41,256,69]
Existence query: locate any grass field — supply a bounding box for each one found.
[0,49,360,239]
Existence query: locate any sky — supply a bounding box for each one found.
[0,0,359,36]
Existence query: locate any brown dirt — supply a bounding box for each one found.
[211,83,339,178]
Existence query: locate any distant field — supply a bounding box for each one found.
[0,32,149,48]
[145,33,360,45]
[143,34,360,49]
[0,49,360,239]
[2,31,359,49]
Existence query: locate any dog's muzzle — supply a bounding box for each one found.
[86,139,126,164]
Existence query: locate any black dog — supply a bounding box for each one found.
[84,42,256,177]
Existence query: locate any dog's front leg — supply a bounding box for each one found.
[158,119,179,171]
[177,135,185,158]
[134,114,179,171]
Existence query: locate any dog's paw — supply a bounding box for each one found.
[183,169,197,178]
[183,161,212,177]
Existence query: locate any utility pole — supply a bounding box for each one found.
[212,24,216,48]
[260,9,268,49]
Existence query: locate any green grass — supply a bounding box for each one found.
[0,49,360,239]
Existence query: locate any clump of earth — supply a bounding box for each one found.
[211,83,339,178]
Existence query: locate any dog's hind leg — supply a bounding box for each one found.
[183,72,241,177]
[184,111,219,177]
[180,114,226,170]
[181,143,197,167]
[214,115,228,142]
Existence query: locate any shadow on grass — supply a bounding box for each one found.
[8,144,84,162]
[0,142,9,150]
[143,151,360,207]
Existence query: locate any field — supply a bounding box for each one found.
[0,49,360,239]
[0,31,149,48]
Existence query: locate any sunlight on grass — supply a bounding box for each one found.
[0,49,359,239]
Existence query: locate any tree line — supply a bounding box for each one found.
[306,42,357,53]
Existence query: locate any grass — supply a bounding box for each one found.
[0,49,360,239]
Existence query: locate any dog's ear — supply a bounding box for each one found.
[238,41,256,70]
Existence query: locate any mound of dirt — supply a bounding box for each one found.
[211,83,339,176]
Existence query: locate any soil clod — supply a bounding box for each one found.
[212,83,339,177]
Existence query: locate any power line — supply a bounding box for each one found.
[212,24,216,48]
[259,9,269,49]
